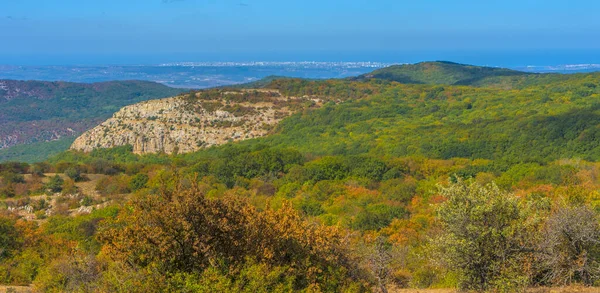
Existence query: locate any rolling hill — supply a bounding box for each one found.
[0,80,184,162]
[354,61,533,85]
[257,76,600,163]
[68,62,600,165]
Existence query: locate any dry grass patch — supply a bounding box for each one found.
[0,286,33,293]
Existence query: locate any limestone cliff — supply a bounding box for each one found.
[70,89,319,154]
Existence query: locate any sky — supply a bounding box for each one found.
[1,0,600,65]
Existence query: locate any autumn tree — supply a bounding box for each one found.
[0,214,20,261]
[99,181,368,291]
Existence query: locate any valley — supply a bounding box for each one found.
[0,80,184,162]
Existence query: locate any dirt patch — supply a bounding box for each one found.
[0,286,33,293]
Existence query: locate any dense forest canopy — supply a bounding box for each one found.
[242,71,600,164]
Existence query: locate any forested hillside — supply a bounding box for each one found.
[354,61,531,85]
[2,63,600,292]
[0,80,184,162]
[355,61,600,89]
[258,74,600,163]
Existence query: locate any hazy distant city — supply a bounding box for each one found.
[1,61,599,89]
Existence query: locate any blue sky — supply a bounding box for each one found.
[1,0,599,64]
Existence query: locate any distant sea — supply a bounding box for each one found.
[1,49,600,88]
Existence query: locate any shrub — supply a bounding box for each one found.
[81,196,93,207]
[128,174,149,191]
[99,185,368,291]
[537,205,600,286]
[0,184,16,198]
[434,179,530,292]
[46,175,64,193]
[1,171,25,185]
[62,178,77,195]
[65,167,83,182]
[0,215,20,260]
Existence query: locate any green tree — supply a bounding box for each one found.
[0,215,19,261]
[46,175,64,193]
[30,163,47,177]
[128,174,149,191]
[65,167,83,182]
[434,179,530,292]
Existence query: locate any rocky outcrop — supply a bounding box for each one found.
[71,89,316,154]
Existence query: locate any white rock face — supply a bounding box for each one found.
[70,90,301,154]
